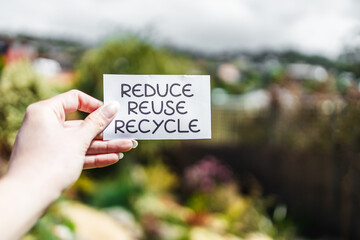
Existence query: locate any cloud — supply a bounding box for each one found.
[0,0,358,57]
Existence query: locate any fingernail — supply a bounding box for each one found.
[132,140,138,149]
[119,153,124,159]
[101,101,120,118]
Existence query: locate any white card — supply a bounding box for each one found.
[103,74,211,140]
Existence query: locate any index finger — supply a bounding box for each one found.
[49,89,103,114]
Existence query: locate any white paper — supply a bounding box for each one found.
[103,74,211,140]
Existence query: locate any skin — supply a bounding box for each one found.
[0,90,137,239]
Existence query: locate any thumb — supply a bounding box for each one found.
[80,101,120,140]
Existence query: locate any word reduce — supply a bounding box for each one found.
[115,83,200,134]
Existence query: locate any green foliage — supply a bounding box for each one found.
[77,157,294,240]
[24,202,75,240]
[83,160,178,210]
[139,161,178,193]
[0,61,54,153]
[87,165,143,210]
[0,56,5,75]
[76,36,200,100]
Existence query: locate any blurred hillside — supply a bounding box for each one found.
[1,33,360,240]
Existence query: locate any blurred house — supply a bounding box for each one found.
[286,63,328,82]
[0,37,9,55]
[231,89,270,111]
[33,57,62,77]
[217,63,241,84]
[4,40,37,64]
[338,72,355,89]
[32,57,74,87]
[0,35,77,87]
[212,87,299,113]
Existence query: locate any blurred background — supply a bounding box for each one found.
[0,0,360,239]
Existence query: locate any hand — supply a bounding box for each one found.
[7,89,136,192]
[0,89,138,239]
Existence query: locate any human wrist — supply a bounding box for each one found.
[0,171,62,239]
[4,168,62,204]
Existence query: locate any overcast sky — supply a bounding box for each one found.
[0,0,359,58]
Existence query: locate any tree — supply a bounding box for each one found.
[76,36,200,100]
[0,61,53,156]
